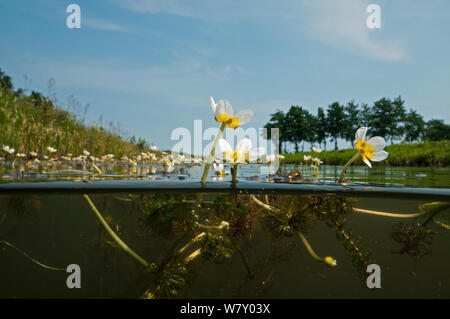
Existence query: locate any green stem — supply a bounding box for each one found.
[339,152,360,184]
[298,231,336,267]
[201,122,227,185]
[83,194,150,268]
[298,232,322,262]
[231,163,238,187]
[0,240,65,271]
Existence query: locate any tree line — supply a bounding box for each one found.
[264,96,450,153]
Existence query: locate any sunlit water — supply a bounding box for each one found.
[0,163,449,298]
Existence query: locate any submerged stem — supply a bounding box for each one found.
[339,152,360,184]
[0,240,65,271]
[297,232,336,267]
[251,195,280,213]
[201,122,227,185]
[354,207,429,218]
[83,194,150,268]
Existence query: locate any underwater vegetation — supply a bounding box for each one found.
[3,191,448,298]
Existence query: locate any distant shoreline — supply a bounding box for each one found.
[282,140,449,167]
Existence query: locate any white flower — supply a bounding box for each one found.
[261,154,284,164]
[213,163,225,176]
[165,162,175,173]
[312,157,323,165]
[303,155,311,162]
[151,145,157,151]
[354,127,389,168]
[83,150,90,156]
[312,147,322,153]
[3,145,15,154]
[210,97,253,129]
[47,146,57,153]
[218,138,265,164]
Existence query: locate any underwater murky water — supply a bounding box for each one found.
[0,188,449,298]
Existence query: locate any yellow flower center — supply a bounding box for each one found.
[355,138,374,160]
[223,149,249,164]
[216,170,224,176]
[215,114,240,129]
[324,256,337,267]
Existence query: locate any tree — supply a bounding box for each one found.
[305,112,319,151]
[370,97,392,139]
[403,109,425,143]
[326,102,346,150]
[0,68,13,90]
[285,106,309,152]
[371,96,406,143]
[343,100,361,146]
[316,107,328,150]
[263,110,287,153]
[391,96,406,142]
[424,120,450,141]
[360,103,371,127]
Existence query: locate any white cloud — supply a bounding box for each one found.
[299,0,407,61]
[114,0,407,62]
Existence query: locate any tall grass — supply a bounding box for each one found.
[0,87,147,157]
[283,141,449,167]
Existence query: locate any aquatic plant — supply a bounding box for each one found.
[210,97,253,130]
[201,97,253,184]
[298,231,337,267]
[339,127,389,183]
[392,223,435,259]
[218,138,265,185]
[213,162,225,176]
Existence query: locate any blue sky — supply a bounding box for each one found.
[0,0,449,152]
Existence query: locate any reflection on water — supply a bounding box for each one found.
[0,192,449,298]
[1,162,449,188]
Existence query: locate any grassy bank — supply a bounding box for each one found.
[0,86,148,157]
[283,140,449,167]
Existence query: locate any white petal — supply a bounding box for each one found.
[218,139,232,154]
[363,157,372,168]
[367,136,386,151]
[371,150,389,162]
[234,110,253,126]
[248,147,266,162]
[210,96,216,114]
[236,138,252,153]
[268,164,278,175]
[355,127,368,142]
[215,99,233,118]
[213,163,218,170]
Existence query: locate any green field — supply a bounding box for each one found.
[283,140,449,167]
